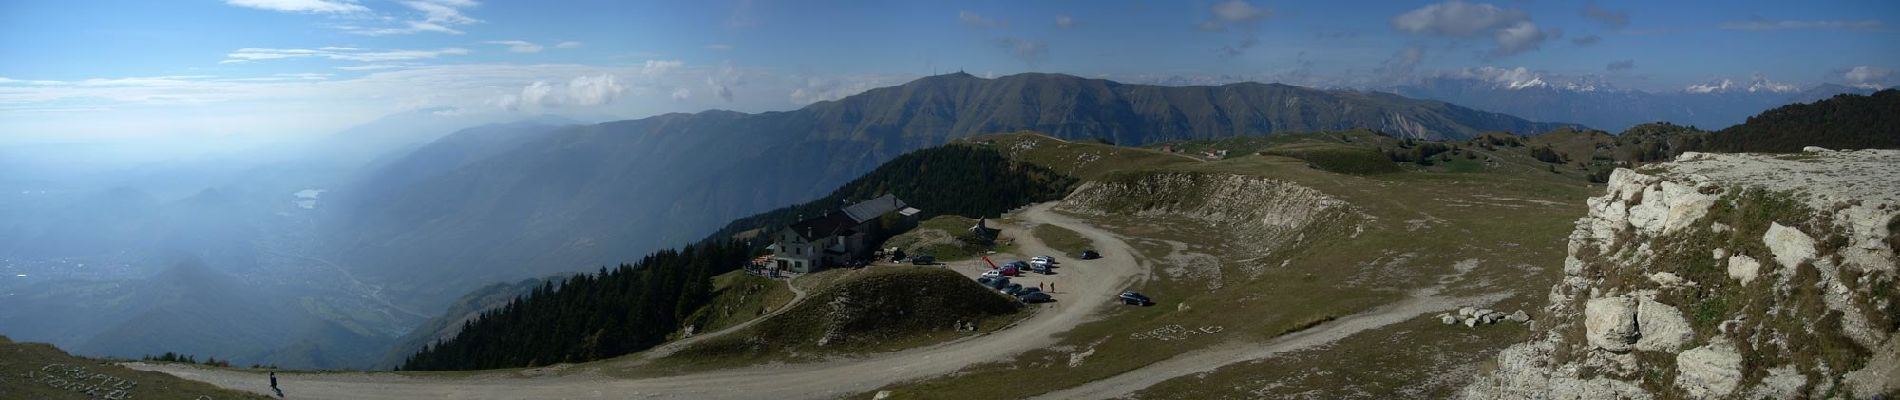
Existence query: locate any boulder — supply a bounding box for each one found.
[1762,223,1816,269]
[1802,146,1833,153]
[1711,248,1727,260]
[1439,313,1458,325]
[1459,306,1476,317]
[1727,255,1762,285]
[1507,310,1531,323]
[1634,297,1693,353]
[1648,272,1686,287]
[1675,340,1743,399]
[1465,316,1479,328]
[1585,296,1640,352]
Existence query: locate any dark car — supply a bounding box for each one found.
[1017,291,1054,303]
[981,277,1011,290]
[911,255,936,265]
[1078,250,1101,260]
[1001,283,1025,295]
[1118,290,1153,306]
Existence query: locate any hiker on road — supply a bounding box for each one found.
[270,371,284,398]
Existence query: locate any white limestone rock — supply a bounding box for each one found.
[1439,313,1458,325]
[1507,310,1530,323]
[1585,296,1640,352]
[1744,366,1807,400]
[1763,222,1816,269]
[1726,255,1762,285]
[1675,339,1743,399]
[1634,297,1692,353]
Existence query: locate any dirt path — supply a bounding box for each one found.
[620,276,809,363]
[1031,288,1510,399]
[128,202,1148,399]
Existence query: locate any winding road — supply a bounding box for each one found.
[128,202,1148,399]
[130,201,1491,399]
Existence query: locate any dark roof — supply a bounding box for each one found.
[842,194,906,222]
[785,194,909,241]
[787,212,858,240]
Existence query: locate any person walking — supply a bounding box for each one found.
[270,371,284,398]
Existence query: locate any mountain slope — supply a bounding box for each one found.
[1706,89,1900,152]
[333,73,1569,312]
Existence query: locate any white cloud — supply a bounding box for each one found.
[225,0,367,14]
[1490,21,1548,57]
[1392,1,1551,59]
[556,41,583,49]
[1843,66,1893,88]
[339,0,482,35]
[704,44,734,51]
[1055,14,1075,29]
[958,11,1005,29]
[641,60,684,76]
[1392,0,1525,36]
[671,88,691,101]
[496,75,626,111]
[1720,18,1883,31]
[484,40,544,54]
[1210,0,1271,23]
[223,47,470,63]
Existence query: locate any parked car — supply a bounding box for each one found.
[1003,260,1030,270]
[1031,256,1056,264]
[981,269,1003,279]
[995,265,1021,276]
[1017,291,1053,303]
[982,277,1011,290]
[1029,263,1051,274]
[1001,283,1025,295]
[1118,290,1153,306]
[1078,250,1101,260]
[911,255,936,265]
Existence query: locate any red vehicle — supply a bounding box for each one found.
[981,256,1021,276]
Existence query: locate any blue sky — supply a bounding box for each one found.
[2,0,1896,143]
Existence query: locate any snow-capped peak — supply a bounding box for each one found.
[1684,74,1799,94]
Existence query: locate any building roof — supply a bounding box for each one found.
[784,194,910,241]
[786,212,858,240]
[841,194,906,222]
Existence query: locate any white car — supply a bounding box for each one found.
[981,269,1003,278]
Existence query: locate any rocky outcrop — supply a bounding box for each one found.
[1061,172,1359,258]
[1463,150,1900,400]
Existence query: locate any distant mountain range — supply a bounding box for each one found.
[325,72,1574,313]
[1388,73,1881,132]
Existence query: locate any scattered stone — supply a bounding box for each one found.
[1464,316,1479,328]
[1507,310,1530,323]
[1744,366,1807,400]
[1459,306,1476,317]
[1711,248,1727,260]
[1647,272,1687,287]
[1802,146,1833,153]
[874,390,893,400]
[1676,339,1743,399]
[1585,296,1640,352]
[1634,297,1692,353]
[1726,255,1762,285]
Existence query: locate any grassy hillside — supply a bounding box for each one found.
[882,215,997,261]
[662,267,1022,368]
[0,336,271,400]
[863,132,1591,399]
[679,271,796,336]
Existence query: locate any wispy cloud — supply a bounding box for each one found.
[1719,18,1882,31]
[224,0,367,14]
[484,40,544,54]
[1199,0,1273,57]
[222,47,471,64]
[555,41,583,49]
[958,11,1006,29]
[704,43,734,51]
[338,0,484,35]
[1842,65,1892,88]
[1580,2,1629,27]
[1055,14,1075,29]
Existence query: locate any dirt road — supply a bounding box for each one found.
[129,202,1148,399]
[1030,288,1510,399]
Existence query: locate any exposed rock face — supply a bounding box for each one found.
[1061,172,1358,260]
[1633,296,1691,353]
[1583,297,1639,352]
[1674,339,1743,399]
[1462,150,1900,400]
